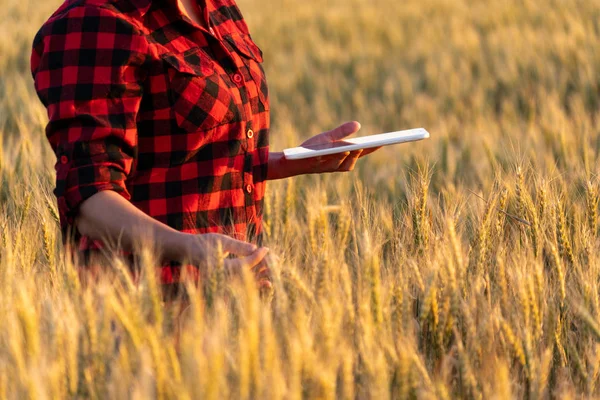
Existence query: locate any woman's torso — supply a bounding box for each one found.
[129,0,270,240]
[35,0,270,282]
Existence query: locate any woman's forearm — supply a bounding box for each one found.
[75,190,190,260]
[267,152,303,180]
[267,152,285,180]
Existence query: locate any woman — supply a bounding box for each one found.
[31,0,377,295]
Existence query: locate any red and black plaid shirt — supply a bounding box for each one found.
[31,0,270,283]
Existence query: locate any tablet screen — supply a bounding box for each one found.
[283,128,430,160]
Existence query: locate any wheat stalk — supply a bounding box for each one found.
[555,200,575,265]
[586,180,599,235]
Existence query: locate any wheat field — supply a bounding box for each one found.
[2,0,600,398]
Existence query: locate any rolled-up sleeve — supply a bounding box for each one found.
[31,5,148,233]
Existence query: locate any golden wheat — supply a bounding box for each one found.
[2,0,600,397]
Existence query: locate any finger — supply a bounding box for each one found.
[333,151,351,170]
[315,152,348,167]
[217,235,258,257]
[251,262,271,280]
[251,257,273,287]
[338,150,362,171]
[259,279,273,290]
[224,247,270,271]
[359,146,382,158]
[258,279,273,300]
[324,121,361,142]
[315,153,342,164]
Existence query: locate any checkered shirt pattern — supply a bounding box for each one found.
[31,0,270,284]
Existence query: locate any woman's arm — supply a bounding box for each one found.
[76,191,188,260]
[267,121,379,180]
[31,6,267,271]
[76,191,268,270]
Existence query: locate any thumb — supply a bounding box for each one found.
[218,236,258,256]
[326,121,361,141]
[225,247,270,271]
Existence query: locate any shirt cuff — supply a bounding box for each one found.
[54,156,131,231]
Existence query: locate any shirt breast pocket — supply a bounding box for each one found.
[224,33,270,112]
[161,47,241,134]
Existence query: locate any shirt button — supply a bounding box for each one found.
[60,155,68,164]
[246,184,253,194]
[232,73,243,84]
[247,129,254,139]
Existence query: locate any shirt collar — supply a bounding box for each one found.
[127,0,152,17]
[85,0,153,17]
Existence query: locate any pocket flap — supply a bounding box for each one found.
[224,33,264,63]
[161,47,214,76]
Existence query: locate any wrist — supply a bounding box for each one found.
[161,230,194,261]
[268,151,303,180]
[267,152,284,180]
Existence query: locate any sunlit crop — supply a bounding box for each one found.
[1,0,600,397]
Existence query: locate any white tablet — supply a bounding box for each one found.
[282,128,430,160]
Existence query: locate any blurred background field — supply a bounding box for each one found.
[2,0,600,397]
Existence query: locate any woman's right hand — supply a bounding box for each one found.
[76,191,268,277]
[184,233,269,274]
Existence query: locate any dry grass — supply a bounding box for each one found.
[2,0,600,397]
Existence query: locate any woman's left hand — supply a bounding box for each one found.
[268,121,381,180]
